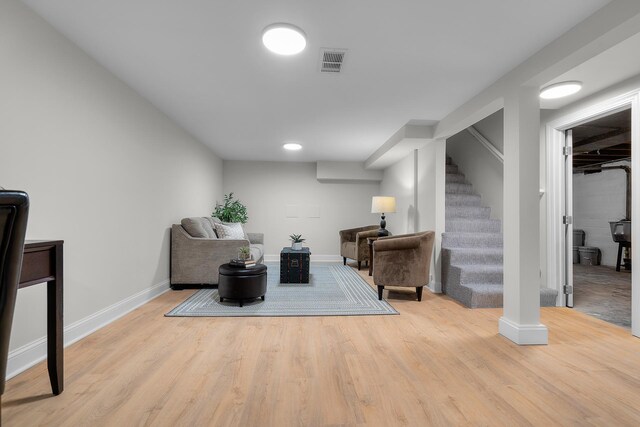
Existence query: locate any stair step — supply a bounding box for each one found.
[446,219,501,233]
[442,232,503,248]
[446,173,466,184]
[446,194,481,206]
[446,183,475,194]
[453,284,558,308]
[458,283,504,308]
[457,265,503,285]
[446,164,458,174]
[446,206,491,219]
[447,247,503,265]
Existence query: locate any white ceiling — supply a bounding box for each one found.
[540,31,640,110]
[22,0,610,162]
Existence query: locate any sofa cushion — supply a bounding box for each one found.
[204,217,220,237]
[200,217,218,238]
[214,222,246,240]
[181,217,217,238]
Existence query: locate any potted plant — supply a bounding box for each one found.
[212,192,248,223]
[289,234,305,250]
[238,246,251,261]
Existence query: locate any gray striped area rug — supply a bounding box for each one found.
[166,263,398,317]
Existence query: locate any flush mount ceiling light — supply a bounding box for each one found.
[283,143,302,151]
[262,23,306,55]
[540,81,583,99]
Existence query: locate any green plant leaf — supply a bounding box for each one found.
[212,192,249,223]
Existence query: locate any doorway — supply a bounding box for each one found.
[545,89,640,338]
[568,109,632,328]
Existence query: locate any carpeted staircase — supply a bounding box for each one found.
[441,156,558,308]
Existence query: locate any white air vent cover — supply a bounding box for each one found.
[320,48,347,73]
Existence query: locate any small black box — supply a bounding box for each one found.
[280,247,311,283]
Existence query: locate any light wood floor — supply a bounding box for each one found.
[3,264,640,426]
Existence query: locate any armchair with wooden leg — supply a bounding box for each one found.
[339,225,379,270]
[0,191,29,418]
[373,231,435,301]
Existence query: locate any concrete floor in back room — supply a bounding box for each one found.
[573,264,631,328]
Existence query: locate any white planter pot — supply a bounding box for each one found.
[292,242,303,250]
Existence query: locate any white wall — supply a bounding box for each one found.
[0,0,222,365]
[380,152,416,235]
[573,163,629,266]
[222,161,380,258]
[417,146,437,234]
[379,145,440,235]
[474,109,504,152]
[446,110,504,221]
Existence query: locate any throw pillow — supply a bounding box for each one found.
[181,217,216,238]
[206,217,222,237]
[200,217,217,238]
[214,222,246,240]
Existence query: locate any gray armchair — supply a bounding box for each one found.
[339,225,379,270]
[170,217,264,288]
[373,231,435,301]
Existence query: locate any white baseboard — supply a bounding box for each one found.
[498,316,548,345]
[6,279,170,380]
[264,254,342,263]
[428,281,442,293]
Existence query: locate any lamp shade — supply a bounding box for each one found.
[371,196,396,214]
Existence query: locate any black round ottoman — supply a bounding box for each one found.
[218,263,268,307]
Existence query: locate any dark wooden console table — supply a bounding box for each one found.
[19,240,64,395]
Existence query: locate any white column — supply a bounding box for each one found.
[499,86,548,345]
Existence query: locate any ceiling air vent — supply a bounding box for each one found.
[320,48,346,73]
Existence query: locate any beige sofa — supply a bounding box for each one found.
[170,217,264,288]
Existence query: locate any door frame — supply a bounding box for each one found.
[545,88,640,337]
[564,129,574,308]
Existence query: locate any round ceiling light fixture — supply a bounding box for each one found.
[540,81,583,99]
[283,143,302,151]
[262,23,306,55]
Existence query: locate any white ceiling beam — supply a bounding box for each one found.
[365,124,434,170]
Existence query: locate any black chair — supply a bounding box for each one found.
[0,191,29,408]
